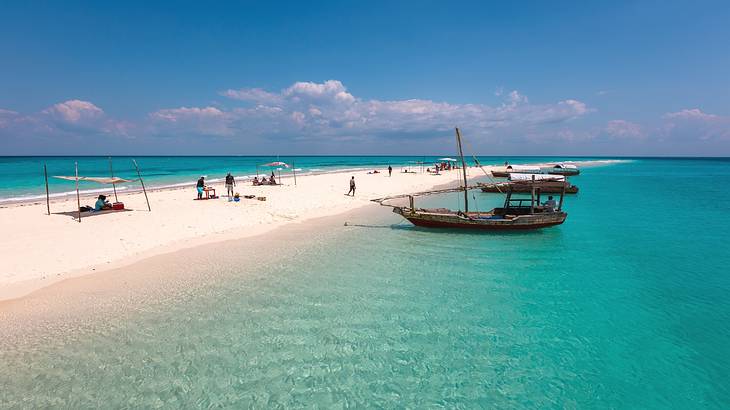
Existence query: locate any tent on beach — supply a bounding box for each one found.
[44,158,151,222]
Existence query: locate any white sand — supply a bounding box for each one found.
[0,168,467,301]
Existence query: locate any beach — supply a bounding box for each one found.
[0,166,466,301]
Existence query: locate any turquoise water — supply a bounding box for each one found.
[0,155,600,202]
[2,158,730,408]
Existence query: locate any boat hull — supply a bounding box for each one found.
[394,207,567,230]
[479,182,578,194]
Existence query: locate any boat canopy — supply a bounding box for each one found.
[509,173,565,182]
[53,176,137,184]
[552,163,578,169]
[506,165,541,172]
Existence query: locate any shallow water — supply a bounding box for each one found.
[1,158,729,408]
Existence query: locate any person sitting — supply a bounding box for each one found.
[252,176,260,186]
[543,196,557,212]
[269,175,276,185]
[94,194,111,211]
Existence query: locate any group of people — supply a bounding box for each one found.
[252,172,277,186]
[196,171,282,199]
[435,162,454,171]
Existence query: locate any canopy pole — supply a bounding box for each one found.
[44,164,50,215]
[256,165,259,178]
[531,175,536,214]
[292,161,297,186]
[133,159,151,211]
[75,162,81,223]
[558,183,566,211]
[108,156,118,203]
[455,127,469,213]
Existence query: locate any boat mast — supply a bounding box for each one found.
[455,127,468,213]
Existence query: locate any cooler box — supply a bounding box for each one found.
[112,202,125,210]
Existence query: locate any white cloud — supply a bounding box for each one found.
[663,108,718,121]
[605,120,645,139]
[151,106,224,121]
[212,80,591,142]
[661,108,730,141]
[43,100,104,123]
[150,106,233,136]
[0,108,19,128]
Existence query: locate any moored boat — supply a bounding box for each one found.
[546,163,580,176]
[478,179,578,194]
[373,128,568,231]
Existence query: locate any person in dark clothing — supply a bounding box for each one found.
[388,165,392,177]
[347,176,356,196]
[225,173,236,197]
[196,176,205,199]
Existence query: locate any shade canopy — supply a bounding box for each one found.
[53,176,137,184]
[437,157,457,161]
[262,162,289,168]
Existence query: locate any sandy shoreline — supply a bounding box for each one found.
[0,167,465,302]
[0,159,623,303]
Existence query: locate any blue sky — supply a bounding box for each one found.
[1,0,729,156]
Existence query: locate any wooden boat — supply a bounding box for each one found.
[373,128,568,231]
[478,179,578,194]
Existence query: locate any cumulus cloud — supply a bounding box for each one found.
[150,106,233,136]
[208,80,592,143]
[43,100,104,124]
[0,99,132,139]
[662,108,730,141]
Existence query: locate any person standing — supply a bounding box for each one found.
[347,176,356,196]
[388,165,392,177]
[225,172,236,197]
[196,176,205,199]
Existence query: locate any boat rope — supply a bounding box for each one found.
[460,136,504,194]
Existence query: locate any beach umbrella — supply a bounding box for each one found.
[261,162,290,185]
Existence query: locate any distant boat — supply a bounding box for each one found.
[491,165,541,178]
[546,163,580,176]
[373,128,568,230]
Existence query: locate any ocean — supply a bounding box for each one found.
[1,155,602,203]
[1,157,729,407]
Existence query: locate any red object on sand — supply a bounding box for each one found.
[112,202,125,210]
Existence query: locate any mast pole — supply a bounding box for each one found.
[75,161,81,223]
[44,164,50,215]
[108,156,118,203]
[455,127,469,213]
[133,159,151,211]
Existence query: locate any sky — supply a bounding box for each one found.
[1,0,729,156]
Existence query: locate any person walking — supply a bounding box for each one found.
[347,176,356,196]
[388,165,392,177]
[225,172,236,197]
